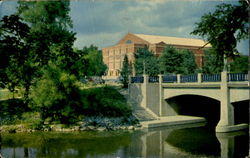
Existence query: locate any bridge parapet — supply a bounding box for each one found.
[130,73,248,84]
[202,74,221,82]
[131,76,144,83]
[227,73,248,82]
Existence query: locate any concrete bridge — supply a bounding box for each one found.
[128,72,249,132]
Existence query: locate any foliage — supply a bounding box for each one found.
[134,46,160,76]
[230,55,249,73]
[202,48,223,74]
[0,99,28,125]
[0,1,132,126]
[17,1,76,70]
[191,1,248,68]
[0,15,31,98]
[29,63,82,124]
[159,46,184,74]
[81,86,132,117]
[21,112,43,129]
[1,1,76,102]
[181,49,197,75]
[82,45,107,76]
[120,55,132,87]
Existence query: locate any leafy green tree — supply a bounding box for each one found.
[30,63,82,124]
[82,45,107,76]
[0,15,31,98]
[134,46,160,76]
[230,55,248,73]
[120,55,132,88]
[181,49,197,75]
[15,1,77,100]
[202,48,223,74]
[191,1,248,70]
[17,1,76,68]
[159,46,183,74]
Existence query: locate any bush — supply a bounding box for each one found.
[81,86,132,118]
[30,63,82,124]
[0,99,28,125]
[21,112,43,129]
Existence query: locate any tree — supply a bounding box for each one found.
[0,15,31,98]
[159,46,183,74]
[120,55,132,88]
[17,1,76,68]
[82,45,107,76]
[180,49,197,75]
[30,63,82,124]
[191,1,249,70]
[230,55,248,73]
[134,46,160,76]
[202,48,224,74]
[15,1,77,100]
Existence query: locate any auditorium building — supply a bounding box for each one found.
[102,33,211,78]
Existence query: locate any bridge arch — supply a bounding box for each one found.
[163,89,221,101]
[164,95,221,127]
[164,93,220,101]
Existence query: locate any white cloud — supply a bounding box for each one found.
[74,31,125,49]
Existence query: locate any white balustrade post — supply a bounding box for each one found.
[198,73,202,83]
[177,74,181,83]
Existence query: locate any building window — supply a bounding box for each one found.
[126,40,132,44]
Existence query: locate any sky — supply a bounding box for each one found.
[0,0,249,55]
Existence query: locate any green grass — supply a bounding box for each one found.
[0,89,22,100]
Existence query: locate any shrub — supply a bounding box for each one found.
[0,99,28,125]
[30,63,82,124]
[80,86,132,118]
[21,112,43,129]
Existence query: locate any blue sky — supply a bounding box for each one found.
[1,0,249,55]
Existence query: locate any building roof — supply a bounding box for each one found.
[134,33,211,48]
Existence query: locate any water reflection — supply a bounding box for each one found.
[0,126,248,158]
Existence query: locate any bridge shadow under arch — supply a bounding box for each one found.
[232,100,249,125]
[165,95,220,128]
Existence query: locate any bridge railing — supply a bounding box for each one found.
[131,76,144,83]
[130,73,248,84]
[162,75,177,83]
[228,73,248,82]
[148,76,159,83]
[180,74,197,83]
[202,74,221,82]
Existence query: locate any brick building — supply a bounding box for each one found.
[102,33,211,78]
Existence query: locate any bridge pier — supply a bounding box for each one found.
[216,71,248,132]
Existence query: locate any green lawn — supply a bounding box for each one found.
[0,89,21,100]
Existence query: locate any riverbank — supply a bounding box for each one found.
[0,123,141,133]
[0,85,141,133]
[0,116,141,133]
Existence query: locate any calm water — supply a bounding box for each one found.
[0,125,248,158]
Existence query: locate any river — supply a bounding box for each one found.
[0,125,248,158]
